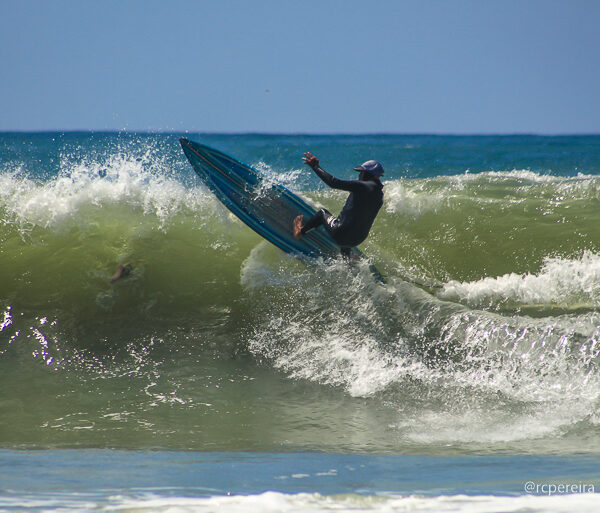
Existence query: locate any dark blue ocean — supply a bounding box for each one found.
[1,132,600,512]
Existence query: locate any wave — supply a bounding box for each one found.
[3,490,596,513]
[2,154,600,450]
[383,170,600,217]
[438,251,600,313]
[95,491,600,513]
[243,251,600,445]
[0,152,214,231]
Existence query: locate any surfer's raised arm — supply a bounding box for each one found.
[302,152,361,193]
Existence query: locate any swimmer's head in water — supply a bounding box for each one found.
[353,160,384,177]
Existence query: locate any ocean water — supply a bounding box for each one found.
[1,132,599,512]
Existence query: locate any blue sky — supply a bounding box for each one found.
[1,0,599,133]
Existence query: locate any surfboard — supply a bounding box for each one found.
[179,138,384,281]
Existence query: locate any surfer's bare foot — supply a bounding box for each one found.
[293,215,304,240]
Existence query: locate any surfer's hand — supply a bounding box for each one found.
[303,152,319,169]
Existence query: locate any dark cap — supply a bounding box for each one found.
[353,160,384,177]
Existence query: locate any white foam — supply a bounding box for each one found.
[438,251,600,309]
[6,490,596,513]
[383,171,600,216]
[0,154,219,230]
[383,180,445,218]
[246,266,435,397]
[270,327,423,398]
[254,161,304,192]
[240,242,307,289]
[447,169,598,186]
[244,246,600,445]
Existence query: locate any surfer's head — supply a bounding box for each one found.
[354,160,384,178]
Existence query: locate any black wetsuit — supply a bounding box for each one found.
[301,166,384,250]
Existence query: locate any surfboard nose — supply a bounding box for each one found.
[179,137,190,148]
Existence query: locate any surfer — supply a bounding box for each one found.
[293,152,384,256]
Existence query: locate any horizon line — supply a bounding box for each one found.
[1,129,599,137]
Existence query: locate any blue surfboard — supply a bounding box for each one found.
[179,138,384,281]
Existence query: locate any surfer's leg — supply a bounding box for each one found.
[296,209,333,239]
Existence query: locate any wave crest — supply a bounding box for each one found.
[0,152,218,231]
[438,251,600,310]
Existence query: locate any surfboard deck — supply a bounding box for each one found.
[180,138,384,282]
